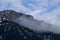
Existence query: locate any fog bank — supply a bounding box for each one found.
[14,15,60,34]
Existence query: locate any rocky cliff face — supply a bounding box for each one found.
[0,10,33,22]
[0,10,60,40]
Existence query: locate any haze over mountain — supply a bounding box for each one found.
[0,10,60,34]
[0,10,60,40]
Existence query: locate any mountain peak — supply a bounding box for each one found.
[0,10,33,22]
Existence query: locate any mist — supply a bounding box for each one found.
[15,15,60,34]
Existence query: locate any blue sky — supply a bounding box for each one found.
[0,0,60,26]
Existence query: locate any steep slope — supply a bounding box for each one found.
[0,10,60,40]
[0,10,51,32]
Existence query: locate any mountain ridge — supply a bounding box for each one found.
[0,10,60,40]
[0,10,60,34]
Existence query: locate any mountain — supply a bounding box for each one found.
[0,10,60,40]
[0,10,33,22]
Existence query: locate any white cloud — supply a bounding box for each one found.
[0,0,32,13]
[24,0,60,26]
[26,7,60,26]
[16,13,60,34]
[26,10,42,16]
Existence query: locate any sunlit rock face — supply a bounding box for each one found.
[0,10,60,40]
